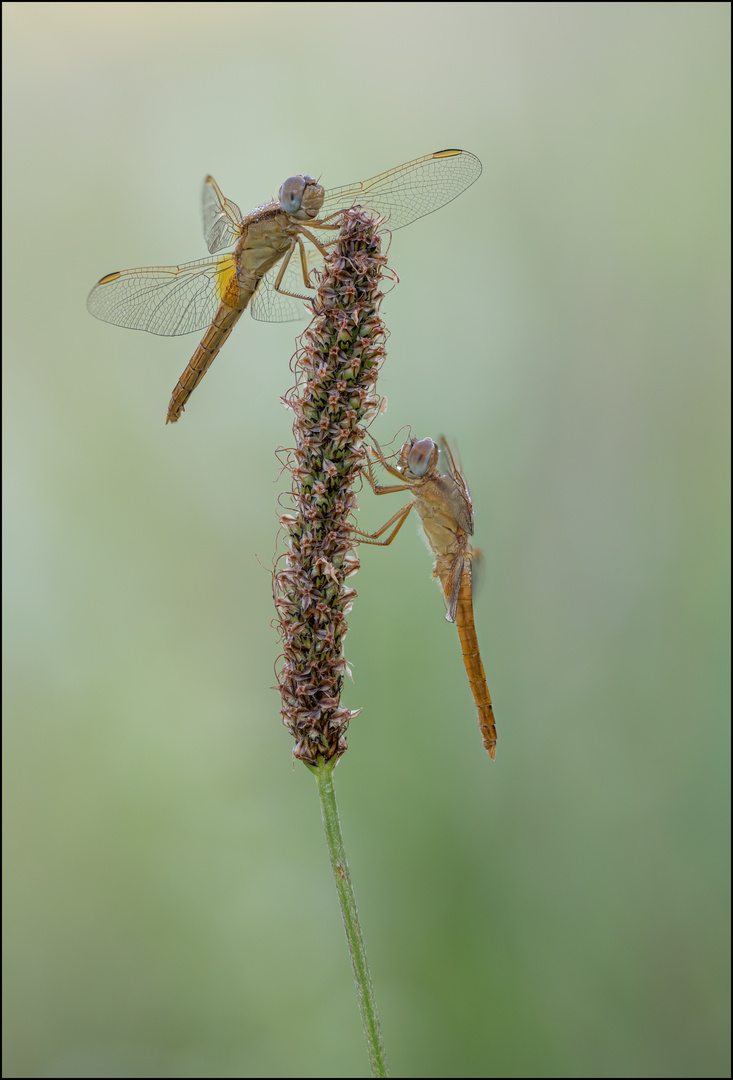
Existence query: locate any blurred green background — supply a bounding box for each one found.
[3,3,729,1077]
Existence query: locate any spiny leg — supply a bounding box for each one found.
[365,440,412,488]
[352,502,416,546]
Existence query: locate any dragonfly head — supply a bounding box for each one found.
[279,175,325,220]
[400,438,439,479]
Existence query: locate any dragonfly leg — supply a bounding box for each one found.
[311,210,354,227]
[295,221,338,259]
[359,449,411,497]
[296,235,312,289]
[269,225,341,303]
[270,238,314,303]
[365,440,414,487]
[353,502,416,546]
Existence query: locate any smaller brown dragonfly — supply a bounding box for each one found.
[87,150,481,423]
[358,436,497,758]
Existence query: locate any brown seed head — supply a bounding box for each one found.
[275,209,388,765]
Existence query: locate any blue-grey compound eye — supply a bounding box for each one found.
[408,438,435,477]
[279,176,307,214]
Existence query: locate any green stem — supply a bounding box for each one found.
[310,758,389,1078]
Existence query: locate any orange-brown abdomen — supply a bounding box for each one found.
[455,564,497,759]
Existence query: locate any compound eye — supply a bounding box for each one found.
[279,176,307,214]
[407,439,435,477]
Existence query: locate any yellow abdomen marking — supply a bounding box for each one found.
[216,256,239,306]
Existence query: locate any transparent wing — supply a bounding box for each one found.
[87,255,235,337]
[469,548,484,600]
[319,149,481,232]
[439,437,474,535]
[250,269,310,323]
[202,175,245,254]
[444,553,467,623]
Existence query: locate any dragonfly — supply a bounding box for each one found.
[358,435,497,759]
[87,150,482,424]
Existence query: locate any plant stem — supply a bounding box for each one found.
[310,757,389,1078]
[275,208,390,1072]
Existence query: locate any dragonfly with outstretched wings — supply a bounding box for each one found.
[87,150,482,423]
